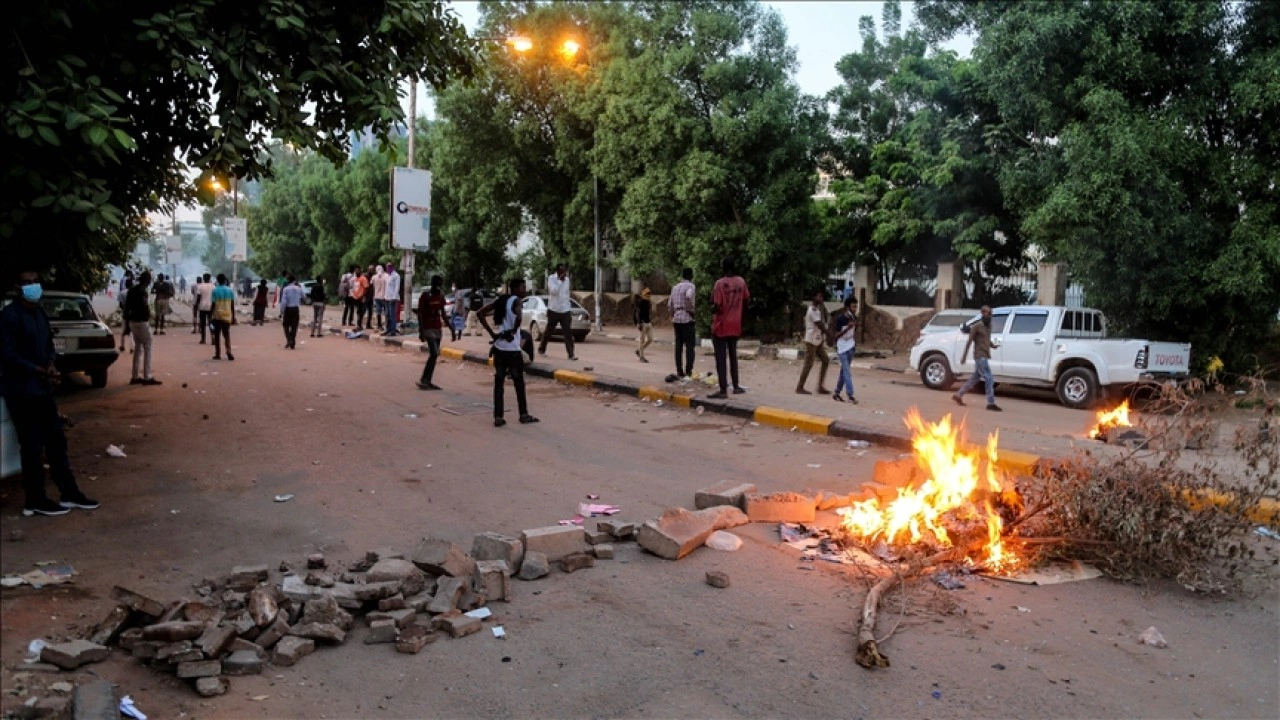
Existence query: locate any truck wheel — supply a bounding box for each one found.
[88,368,108,389]
[529,321,542,342]
[1056,367,1098,409]
[919,353,954,390]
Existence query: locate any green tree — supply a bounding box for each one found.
[3,1,477,291]
[919,0,1280,365]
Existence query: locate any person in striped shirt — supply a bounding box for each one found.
[668,267,696,381]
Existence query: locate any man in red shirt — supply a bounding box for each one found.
[709,257,749,399]
[416,275,448,390]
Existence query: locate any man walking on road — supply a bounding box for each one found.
[309,277,328,338]
[279,275,305,349]
[708,258,749,399]
[953,305,1002,411]
[416,275,448,390]
[479,277,539,427]
[252,278,269,325]
[633,287,653,363]
[210,273,236,361]
[832,296,859,404]
[1,270,100,516]
[668,267,696,381]
[383,263,401,337]
[539,264,577,360]
[465,286,485,337]
[124,272,161,385]
[152,274,173,335]
[194,273,215,344]
[796,290,830,395]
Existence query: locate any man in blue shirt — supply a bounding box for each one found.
[278,275,305,349]
[0,270,100,516]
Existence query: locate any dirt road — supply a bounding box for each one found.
[1,320,1275,718]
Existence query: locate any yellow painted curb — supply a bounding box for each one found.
[754,406,833,435]
[1181,489,1280,527]
[996,449,1041,476]
[554,369,596,387]
[637,386,671,402]
[440,347,465,360]
[670,394,693,408]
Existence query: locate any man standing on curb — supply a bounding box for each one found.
[210,273,236,361]
[338,268,352,326]
[383,262,401,337]
[309,277,328,338]
[364,264,379,332]
[796,290,830,395]
[479,277,539,428]
[465,285,485,337]
[668,267,696,381]
[708,258,748,399]
[194,273,215,344]
[279,275,305,349]
[416,275,448,390]
[539,263,577,360]
[124,272,161,385]
[371,265,387,333]
[633,287,653,363]
[953,304,1002,411]
[351,269,368,331]
[0,270,100,516]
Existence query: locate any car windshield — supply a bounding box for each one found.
[42,297,97,321]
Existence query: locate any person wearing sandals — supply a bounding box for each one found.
[478,277,539,428]
[832,296,859,404]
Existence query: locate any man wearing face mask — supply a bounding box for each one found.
[0,271,100,516]
[953,305,1002,411]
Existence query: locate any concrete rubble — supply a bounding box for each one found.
[637,506,749,560]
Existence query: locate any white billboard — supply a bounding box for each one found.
[166,249,183,265]
[224,218,247,262]
[165,234,182,252]
[391,167,431,251]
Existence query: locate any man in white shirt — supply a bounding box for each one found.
[479,277,539,428]
[539,263,577,360]
[795,290,830,395]
[383,263,402,337]
[371,265,388,332]
[194,273,216,345]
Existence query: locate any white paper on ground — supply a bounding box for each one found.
[492,626,506,638]
[464,607,492,619]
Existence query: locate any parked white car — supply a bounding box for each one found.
[908,305,1192,408]
[521,296,592,343]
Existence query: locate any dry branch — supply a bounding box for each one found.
[855,548,959,669]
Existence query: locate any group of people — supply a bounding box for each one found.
[337,263,403,337]
[795,290,860,404]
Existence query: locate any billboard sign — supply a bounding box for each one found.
[224,218,247,262]
[391,167,431,251]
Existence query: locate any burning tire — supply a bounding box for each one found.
[1056,366,1099,409]
[919,353,955,390]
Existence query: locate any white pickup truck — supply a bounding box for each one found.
[908,305,1192,409]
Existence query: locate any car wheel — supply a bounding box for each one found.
[1056,367,1099,409]
[919,353,954,390]
[88,368,108,389]
[530,321,542,342]
[573,332,588,342]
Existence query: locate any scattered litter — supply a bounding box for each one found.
[274,495,295,503]
[696,407,705,416]
[49,682,73,694]
[806,463,821,468]
[170,509,180,515]
[991,663,1006,671]
[988,560,1101,585]
[25,640,46,662]
[318,392,329,397]
[345,330,365,339]
[704,531,743,551]
[931,690,942,700]
[1234,390,1246,395]
[492,626,506,639]
[557,517,585,526]
[586,494,599,500]
[2,565,76,588]
[1256,526,1280,541]
[578,503,620,517]
[1014,606,1031,613]
[655,400,664,407]
[749,421,758,426]
[847,440,871,449]
[931,570,966,590]
[583,366,594,372]
[403,413,419,419]
[106,445,127,458]
[250,695,270,701]
[693,648,705,656]
[1139,626,1168,648]
[306,408,314,412]
[465,607,492,619]
[120,696,147,720]
[790,426,797,432]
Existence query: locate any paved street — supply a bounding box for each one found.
[1,315,1276,718]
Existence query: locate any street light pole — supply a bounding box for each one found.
[403,78,417,326]
[593,174,601,332]
[231,176,239,289]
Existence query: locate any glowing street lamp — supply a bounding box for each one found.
[560,39,581,58]
[507,36,534,53]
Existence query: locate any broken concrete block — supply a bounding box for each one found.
[593,544,614,560]
[364,619,399,644]
[816,492,857,511]
[182,602,220,624]
[378,595,407,611]
[227,638,266,659]
[411,538,476,578]
[471,532,524,572]
[404,592,434,613]
[194,623,237,658]
[194,676,228,698]
[141,621,206,642]
[353,581,404,603]
[230,564,269,584]
[427,577,466,614]
[327,583,363,610]
[176,659,222,679]
[71,679,117,720]
[40,639,109,670]
[155,640,193,661]
[227,612,257,638]
[84,605,133,647]
[744,492,816,524]
[247,588,279,627]
[306,553,326,569]
[367,558,428,597]
[559,552,596,573]
[117,628,143,651]
[597,519,636,539]
[110,586,165,618]
[695,481,758,510]
[473,560,511,603]
[395,625,437,654]
[458,587,487,612]
[221,649,264,676]
[367,608,416,629]
[281,574,325,604]
[521,526,587,562]
[129,641,162,660]
[158,600,188,624]
[872,457,922,490]
[637,506,750,560]
[584,530,611,545]
[440,613,482,638]
[301,594,354,631]
[289,622,345,645]
[516,551,550,580]
[706,571,731,588]
[168,648,205,664]
[29,695,71,720]
[305,571,336,588]
[254,615,291,650]
[272,636,315,666]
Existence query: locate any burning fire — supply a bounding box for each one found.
[1087,400,1132,439]
[838,409,1022,571]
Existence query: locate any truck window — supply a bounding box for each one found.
[1061,311,1076,332]
[1009,311,1049,334]
[991,313,1009,333]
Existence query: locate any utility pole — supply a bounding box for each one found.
[231,176,239,290]
[403,78,417,326]
[593,174,602,332]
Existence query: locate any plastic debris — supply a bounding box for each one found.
[578,503,620,517]
[1014,606,1031,613]
[403,413,419,419]
[106,445,127,458]
[1256,526,1280,541]
[931,570,966,590]
[274,494,295,503]
[847,440,871,449]
[1139,626,1168,648]
[705,531,743,551]
[492,626,506,638]
[120,696,147,720]
[3,565,76,589]
[557,516,585,526]
[806,463,821,468]
[696,406,705,416]
[25,639,46,662]
[586,494,600,500]
[464,607,492,619]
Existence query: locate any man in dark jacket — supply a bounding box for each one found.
[0,270,100,516]
[124,272,161,385]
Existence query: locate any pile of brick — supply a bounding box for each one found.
[52,525,631,699]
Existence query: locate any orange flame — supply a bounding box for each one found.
[838,409,1019,571]
[1088,400,1132,439]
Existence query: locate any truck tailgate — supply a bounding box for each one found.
[1145,342,1191,374]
